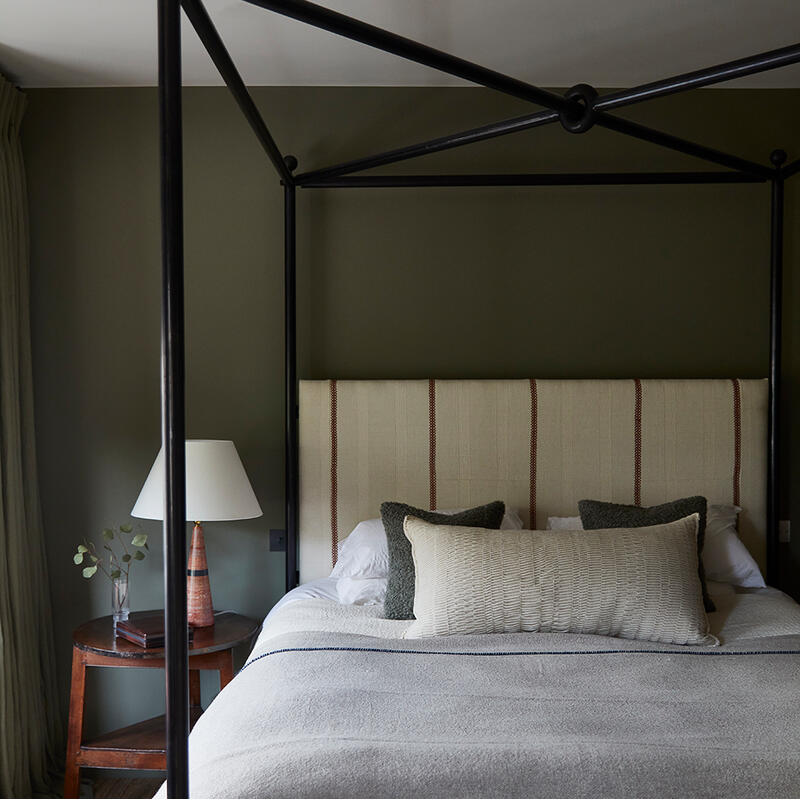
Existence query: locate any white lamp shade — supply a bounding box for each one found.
[131,440,263,522]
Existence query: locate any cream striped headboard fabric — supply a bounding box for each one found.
[298,379,767,584]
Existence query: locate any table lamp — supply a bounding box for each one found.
[131,439,262,627]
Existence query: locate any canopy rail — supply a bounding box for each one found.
[241,0,573,114]
[181,0,295,184]
[298,171,768,189]
[595,114,772,178]
[595,42,800,111]
[294,109,561,185]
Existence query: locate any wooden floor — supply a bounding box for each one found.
[91,776,164,799]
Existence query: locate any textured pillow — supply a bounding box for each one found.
[578,496,714,613]
[404,515,717,646]
[381,500,506,620]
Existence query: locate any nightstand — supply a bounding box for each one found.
[64,610,260,798]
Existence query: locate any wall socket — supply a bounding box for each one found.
[269,528,287,551]
[779,520,791,543]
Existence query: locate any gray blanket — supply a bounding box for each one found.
[175,619,800,798]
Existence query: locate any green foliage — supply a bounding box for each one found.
[72,523,149,586]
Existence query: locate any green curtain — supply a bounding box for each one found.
[0,74,63,797]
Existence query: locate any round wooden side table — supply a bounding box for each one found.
[64,610,260,798]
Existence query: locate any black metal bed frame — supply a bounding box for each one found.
[156,0,800,794]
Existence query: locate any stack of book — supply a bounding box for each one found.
[116,613,194,648]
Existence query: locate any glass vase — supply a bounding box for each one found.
[112,575,130,635]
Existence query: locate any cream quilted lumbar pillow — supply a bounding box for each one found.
[403,513,717,646]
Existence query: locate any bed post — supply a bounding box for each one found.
[285,158,300,592]
[768,149,786,587]
[158,0,189,796]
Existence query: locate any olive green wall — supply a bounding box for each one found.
[21,86,800,751]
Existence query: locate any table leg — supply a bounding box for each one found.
[189,669,202,709]
[219,650,234,690]
[64,647,87,799]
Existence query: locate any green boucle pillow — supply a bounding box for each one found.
[578,496,715,613]
[381,500,506,620]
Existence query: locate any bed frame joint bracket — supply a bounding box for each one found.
[558,84,598,134]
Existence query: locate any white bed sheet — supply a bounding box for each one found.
[264,575,340,619]
[253,580,800,654]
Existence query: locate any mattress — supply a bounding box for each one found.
[158,583,800,798]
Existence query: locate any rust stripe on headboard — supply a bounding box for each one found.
[634,379,643,506]
[330,379,339,567]
[732,378,742,507]
[529,379,538,529]
[428,378,437,510]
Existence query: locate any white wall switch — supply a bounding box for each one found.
[779,520,791,543]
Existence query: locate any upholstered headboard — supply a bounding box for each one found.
[298,379,767,583]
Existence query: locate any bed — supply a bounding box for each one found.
[148,3,800,792]
[159,379,800,798]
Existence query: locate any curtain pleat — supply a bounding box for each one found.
[0,73,63,798]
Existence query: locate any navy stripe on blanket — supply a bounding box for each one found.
[242,644,800,672]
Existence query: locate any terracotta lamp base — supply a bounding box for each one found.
[187,523,215,627]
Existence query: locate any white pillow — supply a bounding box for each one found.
[703,504,766,588]
[546,515,583,530]
[336,576,387,605]
[330,518,389,579]
[548,506,766,589]
[501,508,525,530]
[330,504,524,579]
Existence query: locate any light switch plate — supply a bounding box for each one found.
[269,528,287,551]
[779,520,791,543]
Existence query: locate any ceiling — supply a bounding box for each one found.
[2,0,800,89]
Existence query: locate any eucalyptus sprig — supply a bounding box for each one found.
[73,523,149,581]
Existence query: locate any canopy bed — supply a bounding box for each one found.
[153,0,800,795]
